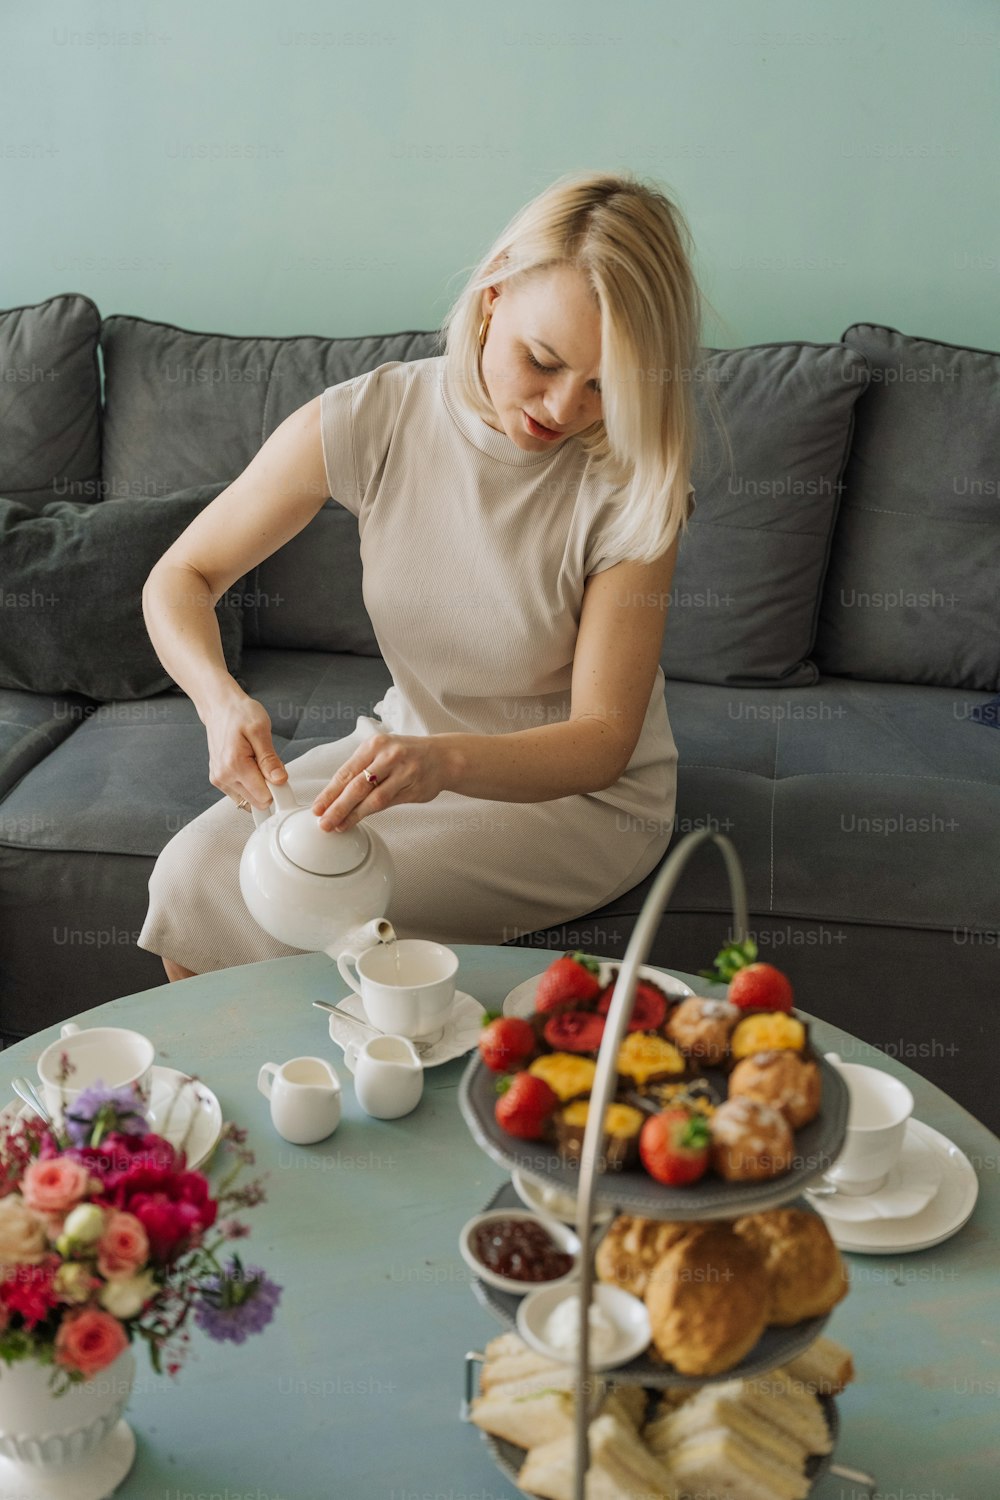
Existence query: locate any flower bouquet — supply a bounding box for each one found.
[0,1082,281,1392]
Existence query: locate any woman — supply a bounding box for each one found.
[138,170,704,981]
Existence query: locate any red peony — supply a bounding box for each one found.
[107,1163,217,1264]
[69,1132,180,1188]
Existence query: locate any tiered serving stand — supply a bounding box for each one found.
[459,830,853,1500]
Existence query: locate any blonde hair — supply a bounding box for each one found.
[441,170,709,566]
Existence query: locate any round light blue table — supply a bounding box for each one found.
[4,947,997,1500]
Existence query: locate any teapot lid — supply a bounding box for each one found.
[277,809,370,876]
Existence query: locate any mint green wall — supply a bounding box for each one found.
[3,0,997,348]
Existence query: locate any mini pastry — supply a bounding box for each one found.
[527,1052,596,1103]
[616,1032,687,1088]
[556,1100,644,1169]
[643,1076,721,1118]
[730,1011,806,1062]
[643,1223,770,1376]
[595,1215,697,1298]
[710,1096,794,1182]
[732,1209,849,1326]
[666,995,740,1066]
[728,1050,822,1129]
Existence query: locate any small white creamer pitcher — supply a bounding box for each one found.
[343,1035,423,1120]
[257,1056,342,1144]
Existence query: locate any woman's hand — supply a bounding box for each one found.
[204,688,288,810]
[312,730,451,832]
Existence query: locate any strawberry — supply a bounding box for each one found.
[543,1010,606,1054]
[727,964,794,1013]
[596,978,668,1033]
[478,1015,536,1073]
[533,952,602,1016]
[495,1073,558,1142]
[639,1108,712,1186]
[699,938,794,1013]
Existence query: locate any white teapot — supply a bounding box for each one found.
[239,777,395,960]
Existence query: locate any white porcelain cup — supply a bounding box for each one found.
[337,938,458,1042]
[825,1053,914,1195]
[36,1023,155,1127]
[257,1056,342,1145]
[343,1035,424,1120]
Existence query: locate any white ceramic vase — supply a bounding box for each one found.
[0,1346,136,1499]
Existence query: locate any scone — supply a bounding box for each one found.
[643,1223,771,1376]
[728,1049,822,1129]
[596,1215,696,1298]
[710,1096,794,1181]
[733,1208,849,1326]
[666,996,740,1066]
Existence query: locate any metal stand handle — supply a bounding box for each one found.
[571,829,748,1499]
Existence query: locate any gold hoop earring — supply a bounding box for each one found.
[477,314,490,347]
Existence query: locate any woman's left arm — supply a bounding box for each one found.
[313,542,678,831]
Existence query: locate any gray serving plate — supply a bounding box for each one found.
[458,1050,848,1220]
[469,1182,832,1388]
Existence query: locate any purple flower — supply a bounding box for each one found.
[63,1082,150,1148]
[193,1258,282,1345]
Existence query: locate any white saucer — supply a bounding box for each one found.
[326,990,486,1068]
[146,1066,223,1170]
[1,1067,223,1173]
[807,1118,944,1223]
[811,1119,979,1254]
[502,960,692,1021]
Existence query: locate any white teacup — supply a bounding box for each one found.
[37,1023,155,1128]
[257,1056,342,1145]
[344,1035,424,1120]
[337,938,458,1042]
[825,1053,914,1196]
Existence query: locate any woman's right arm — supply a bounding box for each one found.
[142,394,331,807]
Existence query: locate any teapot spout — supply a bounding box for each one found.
[323,917,396,962]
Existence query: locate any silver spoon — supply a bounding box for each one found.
[12,1077,50,1121]
[311,1000,435,1056]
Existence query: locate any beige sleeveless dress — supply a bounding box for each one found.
[138,357,688,970]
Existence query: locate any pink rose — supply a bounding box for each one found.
[96,1212,149,1279]
[54,1306,128,1378]
[21,1158,90,1217]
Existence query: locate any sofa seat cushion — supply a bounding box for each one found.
[815,323,1000,691]
[664,340,869,688]
[0,687,91,804]
[651,676,999,933]
[0,294,102,511]
[0,649,392,858]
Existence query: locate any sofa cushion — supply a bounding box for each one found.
[0,687,90,803]
[0,648,393,858]
[99,316,440,652]
[814,324,1000,692]
[659,675,1000,933]
[0,293,102,511]
[663,341,869,687]
[0,485,243,698]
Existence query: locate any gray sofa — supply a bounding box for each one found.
[1,293,998,1129]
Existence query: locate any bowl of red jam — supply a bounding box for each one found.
[459,1209,581,1295]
